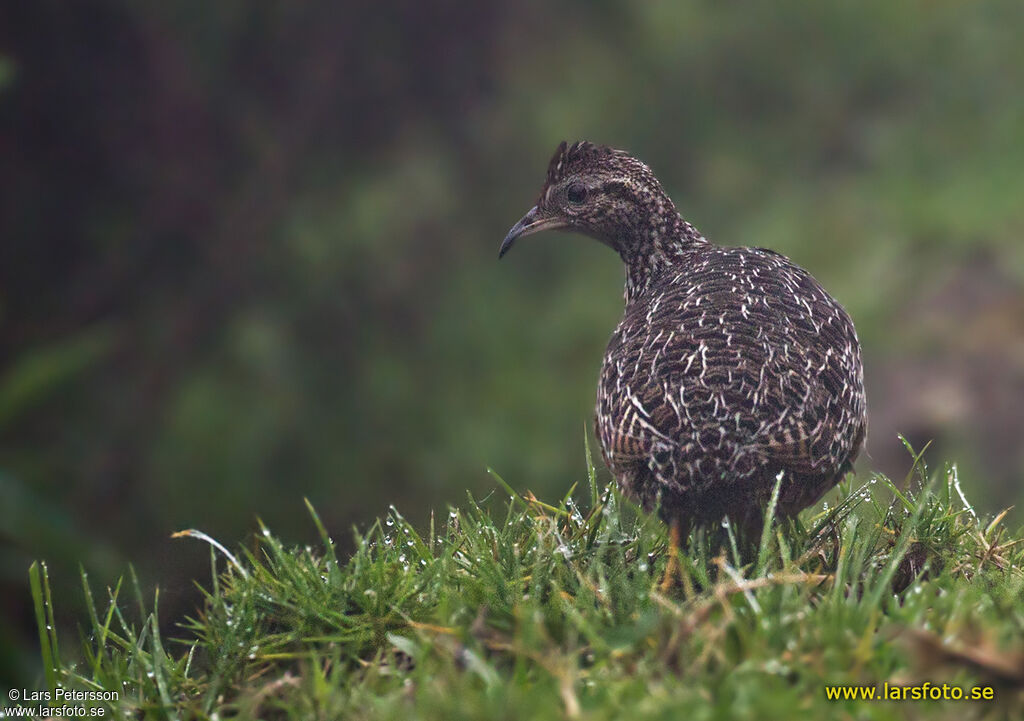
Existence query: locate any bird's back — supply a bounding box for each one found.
[597,245,866,525]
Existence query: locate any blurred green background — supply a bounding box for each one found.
[2,0,1023,688]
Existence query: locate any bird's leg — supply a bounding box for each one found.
[659,518,683,592]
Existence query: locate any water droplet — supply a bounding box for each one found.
[449,510,458,519]
[399,554,406,563]
[420,559,427,567]
[386,517,394,527]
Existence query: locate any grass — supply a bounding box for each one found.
[23,445,1024,720]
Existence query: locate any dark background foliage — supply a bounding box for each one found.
[2,0,1022,687]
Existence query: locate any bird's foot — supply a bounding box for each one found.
[659,519,683,592]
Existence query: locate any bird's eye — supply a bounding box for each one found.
[566,183,587,204]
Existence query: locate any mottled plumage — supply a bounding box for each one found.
[501,141,867,534]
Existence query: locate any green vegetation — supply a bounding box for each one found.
[27,447,1024,720]
[5,0,1024,691]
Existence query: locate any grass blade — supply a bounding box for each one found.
[29,561,59,695]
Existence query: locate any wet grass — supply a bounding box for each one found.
[25,446,1024,720]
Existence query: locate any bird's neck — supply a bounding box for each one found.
[621,205,707,303]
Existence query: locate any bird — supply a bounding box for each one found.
[499,141,867,570]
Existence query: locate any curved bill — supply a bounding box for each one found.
[498,206,568,258]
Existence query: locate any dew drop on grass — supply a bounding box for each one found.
[386,517,394,527]
[420,559,427,567]
[399,554,406,563]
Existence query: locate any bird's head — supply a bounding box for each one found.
[499,141,689,260]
